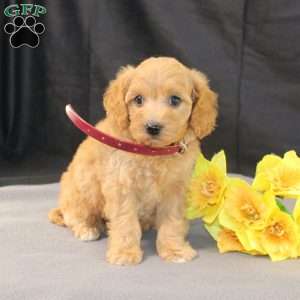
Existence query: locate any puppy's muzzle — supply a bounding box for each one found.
[145,121,163,136]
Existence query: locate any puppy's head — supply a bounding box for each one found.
[104,57,217,146]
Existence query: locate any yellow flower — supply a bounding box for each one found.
[187,149,300,261]
[186,151,227,224]
[259,210,299,261]
[205,226,261,255]
[253,151,300,198]
[293,197,300,225]
[220,178,275,230]
[217,228,245,253]
[219,178,276,252]
[204,218,222,241]
[292,198,300,256]
[204,215,264,254]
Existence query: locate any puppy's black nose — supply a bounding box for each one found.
[145,122,163,136]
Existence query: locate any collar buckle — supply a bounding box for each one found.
[178,141,188,154]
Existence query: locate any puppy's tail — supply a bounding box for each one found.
[48,208,65,226]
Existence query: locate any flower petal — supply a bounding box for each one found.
[211,150,227,173]
[256,154,282,174]
[204,218,222,241]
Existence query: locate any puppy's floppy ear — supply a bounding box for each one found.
[189,69,218,139]
[103,65,135,129]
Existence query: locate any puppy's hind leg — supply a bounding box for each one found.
[56,171,104,242]
[62,197,104,242]
[48,208,65,226]
[63,205,103,242]
[71,221,102,242]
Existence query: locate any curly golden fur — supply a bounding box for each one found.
[49,57,218,265]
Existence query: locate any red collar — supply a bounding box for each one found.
[65,105,187,156]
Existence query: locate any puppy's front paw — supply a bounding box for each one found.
[106,247,143,266]
[158,243,197,263]
[73,224,101,241]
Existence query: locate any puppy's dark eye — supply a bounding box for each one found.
[134,95,144,106]
[169,95,182,107]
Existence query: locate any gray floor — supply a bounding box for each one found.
[1,183,300,300]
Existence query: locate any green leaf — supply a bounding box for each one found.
[185,203,202,220]
[275,198,290,215]
[204,218,222,241]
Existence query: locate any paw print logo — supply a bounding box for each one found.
[4,16,45,48]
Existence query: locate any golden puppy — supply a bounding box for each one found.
[49,57,218,265]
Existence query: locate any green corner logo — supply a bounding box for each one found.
[4,4,47,17]
[3,3,47,48]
